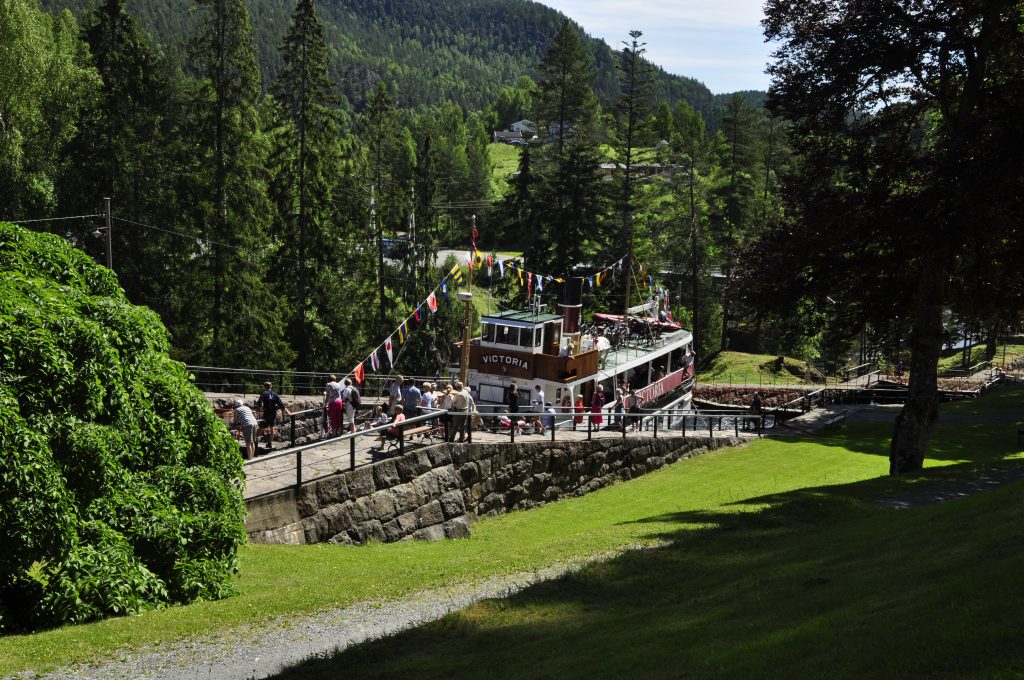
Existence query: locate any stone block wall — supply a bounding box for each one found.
[246,436,741,545]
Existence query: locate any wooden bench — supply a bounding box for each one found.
[384,425,437,452]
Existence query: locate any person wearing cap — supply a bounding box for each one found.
[233,399,259,460]
[451,380,471,442]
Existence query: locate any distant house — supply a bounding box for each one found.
[493,130,525,144]
[509,120,536,134]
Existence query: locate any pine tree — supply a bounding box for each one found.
[59,0,177,314]
[529,20,606,277]
[712,94,761,351]
[269,0,342,371]
[189,0,290,367]
[614,30,654,317]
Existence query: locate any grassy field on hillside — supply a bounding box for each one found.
[2,389,1021,677]
[697,351,824,385]
[488,143,520,195]
[936,343,1024,374]
[275,391,1024,679]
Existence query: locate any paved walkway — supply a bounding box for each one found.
[243,423,761,500]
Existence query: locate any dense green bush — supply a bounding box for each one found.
[0,222,245,632]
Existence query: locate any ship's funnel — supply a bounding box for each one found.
[559,277,583,336]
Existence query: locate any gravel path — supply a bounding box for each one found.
[28,548,642,680]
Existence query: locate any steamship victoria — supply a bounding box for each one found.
[450,278,696,416]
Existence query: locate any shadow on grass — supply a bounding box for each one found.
[269,459,1024,680]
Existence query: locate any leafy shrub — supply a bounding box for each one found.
[0,222,245,631]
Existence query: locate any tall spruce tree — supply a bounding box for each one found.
[59,0,178,315]
[614,30,654,317]
[269,0,341,371]
[529,20,606,277]
[189,0,290,367]
[713,94,761,351]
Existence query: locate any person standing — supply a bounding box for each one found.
[614,385,627,430]
[440,383,455,441]
[574,394,585,425]
[256,381,288,447]
[749,392,763,431]
[532,385,545,413]
[628,390,642,431]
[590,383,605,427]
[451,380,471,442]
[403,379,422,418]
[323,375,342,435]
[233,399,259,460]
[342,378,358,433]
[389,375,404,415]
[507,383,520,415]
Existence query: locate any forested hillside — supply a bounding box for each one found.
[40,0,726,119]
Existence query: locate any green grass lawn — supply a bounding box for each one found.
[2,390,1022,677]
[488,143,520,195]
[697,351,824,385]
[273,393,1024,679]
[937,343,1024,374]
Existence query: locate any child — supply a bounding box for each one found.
[363,405,388,431]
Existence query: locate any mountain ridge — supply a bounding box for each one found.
[41,0,764,124]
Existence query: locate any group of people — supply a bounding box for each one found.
[232,381,291,460]
[379,375,475,444]
[324,375,362,436]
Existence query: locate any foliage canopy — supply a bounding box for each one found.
[0,222,245,632]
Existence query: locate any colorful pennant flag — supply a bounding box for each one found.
[450,264,464,286]
[441,281,450,306]
[385,337,394,366]
[354,362,365,385]
[370,348,380,372]
[397,321,407,345]
[536,275,544,292]
[498,259,505,278]
[427,291,438,312]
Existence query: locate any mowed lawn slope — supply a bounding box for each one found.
[273,390,1024,679]
[2,389,1021,677]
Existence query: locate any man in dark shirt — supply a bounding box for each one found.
[256,381,288,447]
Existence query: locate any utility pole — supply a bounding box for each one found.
[689,162,699,355]
[103,197,113,270]
[372,185,387,336]
[460,215,476,386]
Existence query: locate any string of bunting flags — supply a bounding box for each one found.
[344,252,673,385]
[344,263,464,385]
[467,248,666,298]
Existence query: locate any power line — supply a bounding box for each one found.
[7,214,103,224]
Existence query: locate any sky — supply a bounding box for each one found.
[537,0,775,94]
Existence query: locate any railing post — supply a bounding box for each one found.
[682,415,686,438]
[290,414,296,448]
[653,414,658,438]
[551,421,556,442]
[296,449,303,488]
[511,420,516,443]
[350,436,356,471]
[468,415,473,444]
[734,416,739,438]
[587,414,592,441]
[399,423,406,455]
